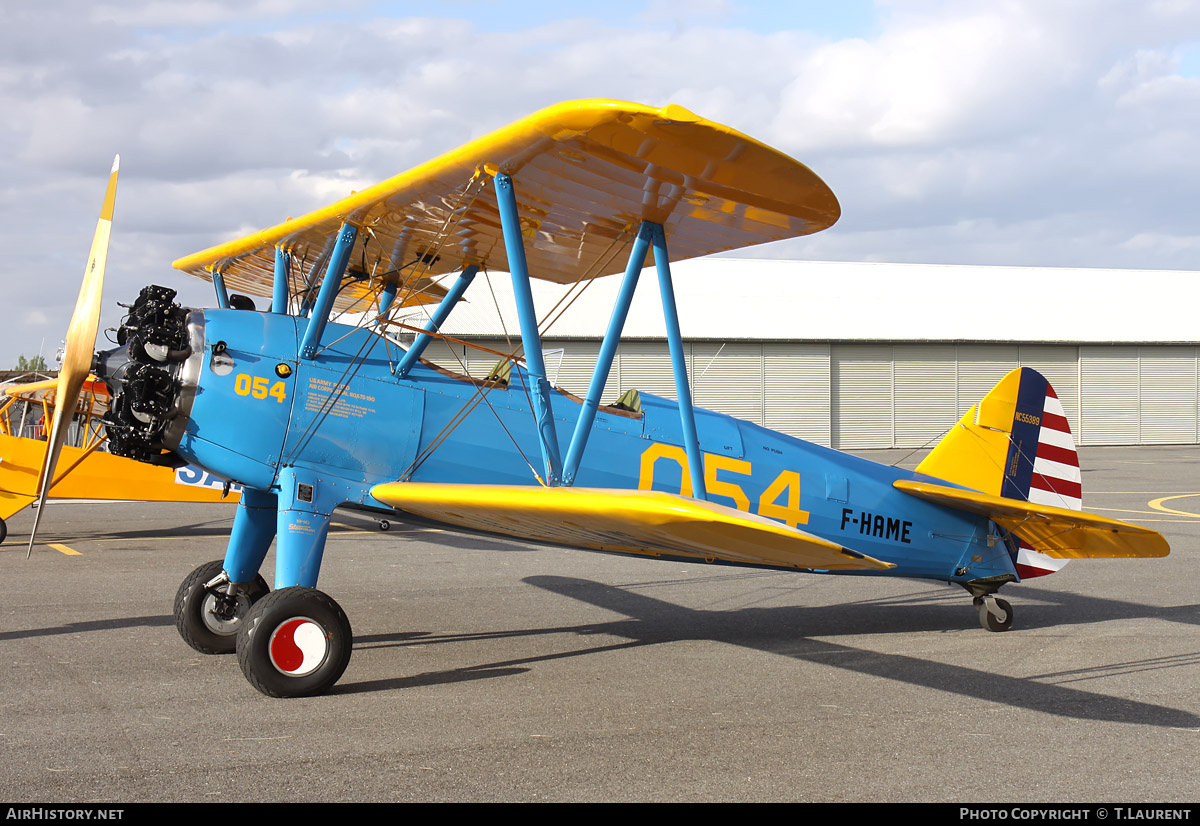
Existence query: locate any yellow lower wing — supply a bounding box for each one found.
[370,483,893,571]
[893,479,1169,559]
[0,490,35,522]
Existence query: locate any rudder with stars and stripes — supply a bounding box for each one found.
[915,367,1082,578]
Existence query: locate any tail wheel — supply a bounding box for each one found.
[174,559,269,654]
[236,587,352,698]
[977,596,1014,632]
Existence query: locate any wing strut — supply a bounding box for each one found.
[558,221,706,499]
[650,222,706,501]
[211,267,230,309]
[272,245,290,314]
[494,173,563,485]
[393,265,480,378]
[299,223,358,359]
[489,173,707,499]
[561,222,652,484]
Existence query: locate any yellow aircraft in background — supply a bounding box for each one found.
[0,375,237,544]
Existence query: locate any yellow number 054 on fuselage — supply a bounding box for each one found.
[233,373,287,404]
[638,443,809,528]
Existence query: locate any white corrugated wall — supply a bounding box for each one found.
[411,337,1196,447]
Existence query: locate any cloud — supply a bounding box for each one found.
[2,1,1200,367]
[89,0,341,28]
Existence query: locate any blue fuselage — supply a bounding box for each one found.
[171,309,1016,585]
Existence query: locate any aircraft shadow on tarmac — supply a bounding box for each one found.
[4,570,1195,728]
[0,614,173,643]
[342,575,1200,728]
[0,517,237,543]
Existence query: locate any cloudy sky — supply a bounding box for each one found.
[3,0,1199,368]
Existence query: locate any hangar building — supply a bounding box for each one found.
[417,259,1198,449]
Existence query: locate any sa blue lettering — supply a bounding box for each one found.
[176,465,204,485]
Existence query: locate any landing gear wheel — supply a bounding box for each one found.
[378,519,390,531]
[0,516,7,544]
[236,587,352,698]
[174,559,270,654]
[977,596,1014,632]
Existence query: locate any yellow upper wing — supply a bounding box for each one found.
[3,376,110,417]
[370,482,890,571]
[173,99,840,313]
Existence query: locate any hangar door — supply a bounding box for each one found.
[419,338,834,445]
[1079,346,1199,445]
[423,339,1100,449]
[831,344,1080,450]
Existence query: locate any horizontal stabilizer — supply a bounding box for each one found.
[893,479,1169,560]
[371,482,894,571]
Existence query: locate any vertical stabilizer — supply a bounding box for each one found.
[916,367,1081,578]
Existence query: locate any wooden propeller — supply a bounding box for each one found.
[27,155,119,556]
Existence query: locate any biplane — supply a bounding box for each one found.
[0,374,236,543]
[31,100,1168,698]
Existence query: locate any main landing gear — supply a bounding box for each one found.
[173,562,352,698]
[174,560,269,654]
[236,587,353,698]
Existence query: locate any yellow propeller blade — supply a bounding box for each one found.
[28,155,119,556]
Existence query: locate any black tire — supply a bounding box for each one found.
[174,560,270,654]
[378,519,390,531]
[0,516,7,544]
[236,587,352,698]
[978,596,1014,632]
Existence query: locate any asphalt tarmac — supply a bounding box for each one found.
[1,446,1197,803]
